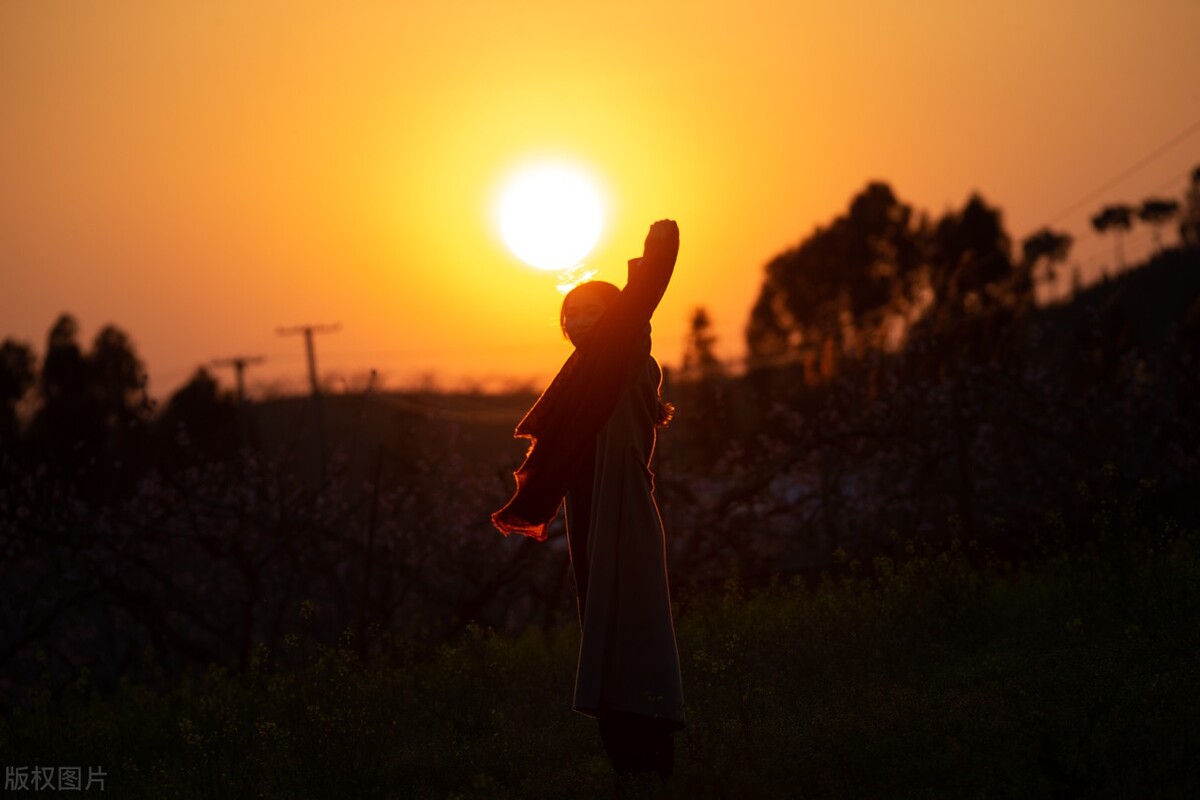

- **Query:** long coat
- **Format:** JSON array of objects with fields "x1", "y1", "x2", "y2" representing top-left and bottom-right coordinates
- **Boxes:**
[{"x1": 564, "y1": 344, "x2": 685, "y2": 730}]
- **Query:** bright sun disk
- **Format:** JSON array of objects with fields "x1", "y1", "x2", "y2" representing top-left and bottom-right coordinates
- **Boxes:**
[{"x1": 496, "y1": 163, "x2": 603, "y2": 271}]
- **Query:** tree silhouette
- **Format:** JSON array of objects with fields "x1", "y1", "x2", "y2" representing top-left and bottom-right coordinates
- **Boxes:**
[
  {"x1": 89, "y1": 324, "x2": 152, "y2": 480},
  {"x1": 745, "y1": 184, "x2": 1032, "y2": 375},
  {"x1": 156, "y1": 367, "x2": 240, "y2": 463},
  {"x1": 0, "y1": 339, "x2": 36, "y2": 447},
  {"x1": 922, "y1": 194, "x2": 1021, "y2": 325},
  {"x1": 746, "y1": 181, "x2": 923, "y2": 371},
  {"x1": 30, "y1": 314, "x2": 103, "y2": 466},
  {"x1": 1181, "y1": 166, "x2": 1200, "y2": 250},
  {"x1": 682, "y1": 306, "x2": 722, "y2": 379},
  {"x1": 26, "y1": 315, "x2": 151, "y2": 491},
  {"x1": 1091, "y1": 204, "x2": 1135, "y2": 269},
  {"x1": 40, "y1": 315, "x2": 88, "y2": 402},
  {"x1": 1021, "y1": 227, "x2": 1074, "y2": 290},
  {"x1": 843, "y1": 183, "x2": 926, "y2": 350},
  {"x1": 90, "y1": 324, "x2": 150, "y2": 431},
  {"x1": 746, "y1": 277, "x2": 794, "y2": 366},
  {"x1": 1138, "y1": 197, "x2": 1180, "y2": 254},
  {"x1": 680, "y1": 306, "x2": 728, "y2": 459}
]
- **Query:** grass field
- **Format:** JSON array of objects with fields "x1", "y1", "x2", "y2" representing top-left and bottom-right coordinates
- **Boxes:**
[{"x1": 3, "y1": 528, "x2": 1197, "y2": 799}]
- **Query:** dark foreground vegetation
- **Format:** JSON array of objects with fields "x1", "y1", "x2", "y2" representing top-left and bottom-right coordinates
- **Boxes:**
[
  {"x1": 3, "y1": 525, "x2": 1197, "y2": 798},
  {"x1": 3, "y1": 173, "x2": 1199, "y2": 796}
]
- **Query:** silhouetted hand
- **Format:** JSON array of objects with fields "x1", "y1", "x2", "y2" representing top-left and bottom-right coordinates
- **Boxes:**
[{"x1": 643, "y1": 219, "x2": 679, "y2": 261}]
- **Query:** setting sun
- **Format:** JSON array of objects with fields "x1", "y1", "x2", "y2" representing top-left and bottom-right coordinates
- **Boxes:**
[{"x1": 496, "y1": 162, "x2": 604, "y2": 272}]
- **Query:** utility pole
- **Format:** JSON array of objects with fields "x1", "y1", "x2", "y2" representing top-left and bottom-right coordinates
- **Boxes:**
[
  {"x1": 276, "y1": 323, "x2": 340, "y2": 485},
  {"x1": 210, "y1": 355, "x2": 265, "y2": 450}
]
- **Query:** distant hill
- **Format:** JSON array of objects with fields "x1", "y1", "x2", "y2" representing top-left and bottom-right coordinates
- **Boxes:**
[{"x1": 1036, "y1": 245, "x2": 1200, "y2": 361}]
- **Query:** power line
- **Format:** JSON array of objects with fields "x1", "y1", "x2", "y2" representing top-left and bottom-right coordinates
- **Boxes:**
[
  {"x1": 1045, "y1": 115, "x2": 1200, "y2": 225},
  {"x1": 1146, "y1": 165, "x2": 1197, "y2": 196},
  {"x1": 1062, "y1": 165, "x2": 1196, "y2": 275}
]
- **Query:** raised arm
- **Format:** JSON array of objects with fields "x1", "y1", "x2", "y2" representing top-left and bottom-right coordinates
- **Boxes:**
[
  {"x1": 620, "y1": 219, "x2": 679, "y2": 326},
  {"x1": 586, "y1": 219, "x2": 679, "y2": 348}
]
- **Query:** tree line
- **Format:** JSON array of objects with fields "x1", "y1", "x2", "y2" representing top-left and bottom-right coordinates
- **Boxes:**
[
  {"x1": 1, "y1": 315, "x2": 247, "y2": 502},
  {"x1": 729, "y1": 166, "x2": 1200, "y2": 381}
]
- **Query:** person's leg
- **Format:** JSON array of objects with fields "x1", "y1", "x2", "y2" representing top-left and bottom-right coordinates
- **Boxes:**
[
  {"x1": 648, "y1": 718, "x2": 675, "y2": 777},
  {"x1": 597, "y1": 712, "x2": 675, "y2": 777}
]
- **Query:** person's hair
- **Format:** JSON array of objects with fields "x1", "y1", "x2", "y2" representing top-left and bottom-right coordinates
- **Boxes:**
[
  {"x1": 560, "y1": 280, "x2": 675, "y2": 428},
  {"x1": 559, "y1": 280, "x2": 621, "y2": 339}
]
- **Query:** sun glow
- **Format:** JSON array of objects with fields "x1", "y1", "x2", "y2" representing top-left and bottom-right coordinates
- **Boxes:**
[{"x1": 496, "y1": 162, "x2": 604, "y2": 272}]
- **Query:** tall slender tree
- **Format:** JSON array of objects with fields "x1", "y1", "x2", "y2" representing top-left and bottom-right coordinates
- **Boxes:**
[
  {"x1": 682, "y1": 307, "x2": 722, "y2": 378},
  {"x1": 1021, "y1": 227, "x2": 1073, "y2": 291},
  {"x1": 1138, "y1": 197, "x2": 1180, "y2": 255},
  {"x1": 1091, "y1": 204, "x2": 1135, "y2": 269},
  {"x1": 31, "y1": 314, "x2": 101, "y2": 464},
  {"x1": 90, "y1": 325, "x2": 148, "y2": 428},
  {"x1": 681, "y1": 306, "x2": 728, "y2": 459},
  {"x1": 28, "y1": 314, "x2": 151, "y2": 486}
]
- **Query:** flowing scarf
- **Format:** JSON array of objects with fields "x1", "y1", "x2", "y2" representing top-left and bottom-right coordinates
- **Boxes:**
[{"x1": 491, "y1": 225, "x2": 678, "y2": 540}]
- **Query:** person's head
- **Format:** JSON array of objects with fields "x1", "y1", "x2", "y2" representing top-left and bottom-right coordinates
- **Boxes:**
[{"x1": 560, "y1": 280, "x2": 620, "y2": 347}]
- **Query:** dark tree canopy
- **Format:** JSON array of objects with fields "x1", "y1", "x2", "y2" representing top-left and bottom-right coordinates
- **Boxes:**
[
  {"x1": 746, "y1": 181, "x2": 924, "y2": 364},
  {"x1": 28, "y1": 315, "x2": 150, "y2": 479},
  {"x1": 1092, "y1": 204, "x2": 1135, "y2": 269},
  {"x1": 40, "y1": 314, "x2": 89, "y2": 404},
  {"x1": 1139, "y1": 198, "x2": 1180, "y2": 224},
  {"x1": 1022, "y1": 227, "x2": 1073, "y2": 284},
  {"x1": 1091, "y1": 204, "x2": 1135, "y2": 233},
  {"x1": 926, "y1": 193, "x2": 1017, "y2": 317},
  {"x1": 1139, "y1": 197, "x2": 1181, "y2": 253},
  {"x1": 1, "y1": 313, "x2": 246, "y2": 495},
  {"x1": 157, "y1": 367, "x2": 240, "y2": 462},
  {"x1": 32, "y1": 314, "x2": 100, "y2": 460},
  {"x1": 0, "y1": 338, "x2": 36, "y2": 443},
  {"x1": 90, "y1": 324, "x2": 148, "y2": 424},
  {"x1": 747, "y1": 183, "x2": 1025, "y2": 372}
]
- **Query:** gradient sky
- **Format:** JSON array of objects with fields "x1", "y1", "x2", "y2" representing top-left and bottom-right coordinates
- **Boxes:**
[{"x1": 3, "y1": 0, "x2": 1198, "y2": 399}]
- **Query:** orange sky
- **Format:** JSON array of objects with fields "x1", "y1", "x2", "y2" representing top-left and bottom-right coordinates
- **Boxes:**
[{"x1": 3, "y1": 0, "x2": 1198, "y2": 399}]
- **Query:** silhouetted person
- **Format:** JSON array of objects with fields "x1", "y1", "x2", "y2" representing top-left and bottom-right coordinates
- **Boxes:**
[{"x1": 493, "y1": 220, "x2": 685, "y2": 779}]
